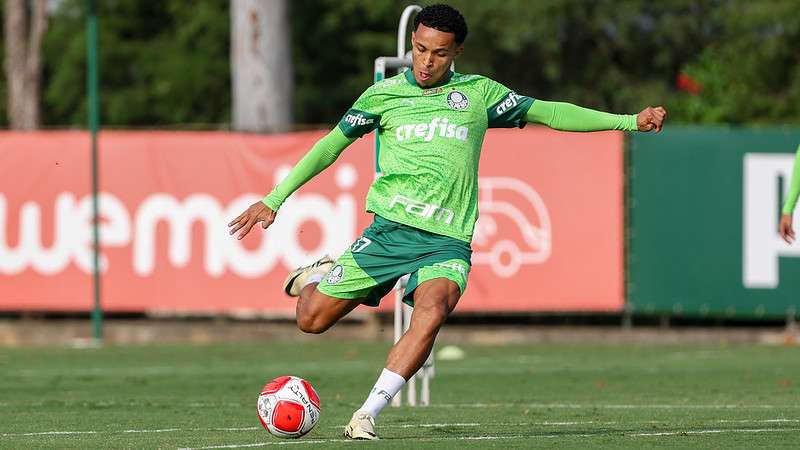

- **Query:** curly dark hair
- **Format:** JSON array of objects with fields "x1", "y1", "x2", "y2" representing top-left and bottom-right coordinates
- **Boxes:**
[{"x1": 413, "y1": 4, "x2": 468, "y2": 44}]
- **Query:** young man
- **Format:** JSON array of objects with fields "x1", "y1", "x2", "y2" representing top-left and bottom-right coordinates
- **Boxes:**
[{"x1": 228, "y1": 4, "x2": 667, "y2": 440}]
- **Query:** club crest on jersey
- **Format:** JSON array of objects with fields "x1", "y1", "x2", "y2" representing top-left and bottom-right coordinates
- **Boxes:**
[
  {"x1": 446, "y1": 90, "x2": 469, "y2": 110},
  {"x1": 326, "y1": 265, "x2": 344, "y2": 284}
]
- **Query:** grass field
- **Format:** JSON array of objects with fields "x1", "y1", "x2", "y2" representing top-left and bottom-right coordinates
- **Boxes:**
[{"x1": 1, "y1": 338, "x2": 799, "y2": 448}]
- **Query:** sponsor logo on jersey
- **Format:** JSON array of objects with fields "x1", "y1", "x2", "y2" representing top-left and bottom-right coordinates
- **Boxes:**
[
  {"x1": 494, "y1": 92, "x2": 524, "y2": 116},
  {"x1": 446, "y1": 90, "x2": 469, "y2": 110},
  {"x1": 388, "y1": 194, "x2": 454, "y2": 225},
  {"x1": 344, "y1": 113, "x2": 374, "y2": 127},
  {"x1": 422, "y1": 87, "x2": 444, "y2": 96},
  {"x1": 394, "y1": 117, "x2": 469, "y2": 142}
]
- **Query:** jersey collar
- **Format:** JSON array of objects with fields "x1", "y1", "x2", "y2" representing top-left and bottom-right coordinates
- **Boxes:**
[{"x1": 404, "y1": 69, "x2": 454, "y2": 89}]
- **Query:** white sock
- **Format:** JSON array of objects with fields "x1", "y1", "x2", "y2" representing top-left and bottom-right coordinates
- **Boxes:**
[
  {"x1": 358, "y1": 368, "x2": 406, "y2": 418},
  {"x1": 304, "y1": 273, "x2": 324, "y2": 287}
]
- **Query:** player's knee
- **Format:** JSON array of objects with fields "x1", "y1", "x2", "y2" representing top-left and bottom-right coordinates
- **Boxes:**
[
  {"x1": 413, "y1": 302, "x2": 450, "y2": 328},
  {"x1": 296, "y1": 314, "x2": 329, "y2": 334}
]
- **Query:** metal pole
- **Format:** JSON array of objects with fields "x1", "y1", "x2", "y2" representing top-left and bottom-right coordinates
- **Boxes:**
[
  {"x1": 402, "y1": 300, "x2": 415, "y2": 406},
  {"x1": 391, "y1": 283, "x2": 403, "y2": 407},
  {"x1": 86, "y1": 0, "x2": 102, "y2": 342},
  {"x1": 373, "y1": 56, "x2": 411, "y2": 175},
  {"x1": 397, "y1": 5, "x2": 422, "y2": 58}
]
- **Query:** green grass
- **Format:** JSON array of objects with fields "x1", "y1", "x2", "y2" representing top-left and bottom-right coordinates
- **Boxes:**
[{"x1": 1, "y1": 339, "x2": 799, "y2": 448}]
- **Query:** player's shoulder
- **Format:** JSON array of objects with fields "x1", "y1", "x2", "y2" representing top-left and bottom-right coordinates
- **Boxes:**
[
  {"x1": 367, "y1": 72, "x2": 408, "y2": 93},
  {"x1": 453, "y1": 72, "x2": 486, "y2": 82},
  {"x1": 451, "y1": 72, "x2": 496, "y2": 86},
  {"x1": 352, "y1": 74, "x2": 407, "y2": 109}
]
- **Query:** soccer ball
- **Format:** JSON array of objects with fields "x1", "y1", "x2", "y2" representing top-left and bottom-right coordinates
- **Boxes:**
[{"x1": 257, "y1": 375, "x2": 321, "y2": 438}]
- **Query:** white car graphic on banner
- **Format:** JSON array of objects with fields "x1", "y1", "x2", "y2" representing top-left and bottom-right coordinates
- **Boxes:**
[{"x1": 472, "y1": 177, "x2": 552, "y2": 278}]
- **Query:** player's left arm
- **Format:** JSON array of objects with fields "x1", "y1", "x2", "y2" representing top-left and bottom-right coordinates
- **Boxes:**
[
  {"x1": 524, "y1": 100, "x2": 667, "y2": 133},
  {"x1": 481, "y1": 77, "x2": 665, "y2": 132}
]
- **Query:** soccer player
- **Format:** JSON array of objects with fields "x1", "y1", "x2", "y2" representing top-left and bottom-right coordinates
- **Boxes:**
[
  {"x1": 228, "y1": 4, "x2": 666, "y2": 440},
  {"x1": 779, "y1": 144, "x2": 800, "y2": 244}
]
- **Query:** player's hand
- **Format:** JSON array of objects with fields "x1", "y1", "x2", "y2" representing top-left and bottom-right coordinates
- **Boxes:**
[
  {"x1": 779, "y1": 213, "x2": 795, "y2": 244},
  {"x1": 228, "y1": 201, "x2": 276, "y2": 240},
  {"x1": 637, "y1": 106, "x2": 667, "y2": 133}
]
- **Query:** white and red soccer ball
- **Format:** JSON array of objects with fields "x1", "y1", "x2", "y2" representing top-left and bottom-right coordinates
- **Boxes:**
[{"x1": 257, "y1": 376, "x2": 321, "y2": 438}]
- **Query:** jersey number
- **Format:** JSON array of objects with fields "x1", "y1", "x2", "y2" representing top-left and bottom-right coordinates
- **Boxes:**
[{"x1": 351, "y1": 237, "x2": 372, "y2": 253}]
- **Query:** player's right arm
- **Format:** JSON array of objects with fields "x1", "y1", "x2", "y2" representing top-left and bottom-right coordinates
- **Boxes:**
[
  {"x1": 779, "y1": 144, "x2": 800, "y2": 244},
  {"x1": 228, "y1": 128, "x2": 354, "y2": 240},
  {"x1": 228, "y1": 87, "x2": 382, "y2": 240}
]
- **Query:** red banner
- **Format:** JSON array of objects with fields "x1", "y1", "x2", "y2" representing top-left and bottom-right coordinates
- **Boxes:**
[{"x1": 0, "y1": 129, "x2": 623, "y2": 313}]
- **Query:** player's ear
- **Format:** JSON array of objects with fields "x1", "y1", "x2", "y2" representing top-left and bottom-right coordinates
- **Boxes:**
[
  {"x1": 411, "y1": 31, "x2": 416, "y2": 45},
  {"x1": 453, "y1": 43, "x2": 464, "y2": 57}
]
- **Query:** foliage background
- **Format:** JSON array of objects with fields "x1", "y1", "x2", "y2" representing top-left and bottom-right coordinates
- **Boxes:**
[{"x1": 2, "y1": 0, "x2": 799, "y2": 128}]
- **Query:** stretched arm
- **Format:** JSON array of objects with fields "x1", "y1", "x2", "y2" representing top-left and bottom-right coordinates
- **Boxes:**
[
  {"x1": 780, "y1": 145, "x2": 800, "y2": 244},
  {"x1": 525, "y1": 100, "x2": 666, "y2": 133},
  {"x1": 262, "y1": 126, "x2": 354, "y2": 210},
  {"x1": 228, "y1": 127, "x2": 354, "y2": 240}
]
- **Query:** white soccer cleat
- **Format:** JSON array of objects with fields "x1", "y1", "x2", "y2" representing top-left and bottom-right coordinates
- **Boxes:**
[
  {"x1": 282, "y1": 255, "x2": 335, "y2": 296},
  {"x1": 343, "y1": 411, "x2": 379, "y2": 440}
]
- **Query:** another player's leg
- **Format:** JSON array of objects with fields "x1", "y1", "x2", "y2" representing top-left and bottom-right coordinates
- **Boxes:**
[{"x1": 345, "y1": 277, "x2": 460, "y2": 440}]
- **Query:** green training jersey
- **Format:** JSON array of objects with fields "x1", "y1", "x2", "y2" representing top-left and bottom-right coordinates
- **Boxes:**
[{"x1": 337, "y1": 70, "x2": 534, "y2": 243}]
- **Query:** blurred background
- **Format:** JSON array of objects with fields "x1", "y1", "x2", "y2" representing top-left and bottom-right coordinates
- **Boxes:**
[
  {"x1": 4, "y1": 0, "x2": 800, "y2": 130},
  {"x1": 1, "y1": 0, "x2": 800, "y2": 346}
]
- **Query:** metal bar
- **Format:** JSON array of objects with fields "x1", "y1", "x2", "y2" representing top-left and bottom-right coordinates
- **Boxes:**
[
  {"x1": 391, "y1": 282, "x2": 403, "y2": 407},
  {"x1": 402, "y1": 301, "x2": 415, "y2": 406},
  {"x1": 397, "y1": 5, "x2": 421, "y2": 58},
  {"x1": 86, "y1": 0, "x2": 102, "y2": 343}
]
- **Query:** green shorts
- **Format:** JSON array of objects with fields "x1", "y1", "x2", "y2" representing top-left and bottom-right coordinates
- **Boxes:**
[{"x1": 317, "y1": 215, "x2": 472, "y2": 307}]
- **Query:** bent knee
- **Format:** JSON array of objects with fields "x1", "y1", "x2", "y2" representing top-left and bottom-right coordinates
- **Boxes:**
[{"x1": 296, "y1": 314, "x2": 330, "y2": 334}]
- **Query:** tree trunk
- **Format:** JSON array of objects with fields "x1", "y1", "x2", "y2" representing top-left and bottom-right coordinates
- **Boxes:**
[
  {"x1": 231, "y1": 0, "x2": 293, "y2": 133},
  {"x1": 3, "y1": 0, "x2": 48, "y2": 130}
]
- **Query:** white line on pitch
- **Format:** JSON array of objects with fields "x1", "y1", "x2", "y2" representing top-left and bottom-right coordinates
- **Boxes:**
[
  {"x1": 1, "y1": 431, "x2": 99, "y2": 436},
  {"x1": 178, "y1": 427, "x2": 800, "y2": 449},
  {"x1": 427, "y1": 402, "x2": 800, "y2": 409},
  {"x1": 178, "y1": 441, "x2": 334, "y2": 449},
  {"x1": 122, "y1": 428, "x2": 182, "y2": 433},
  {"x1": 4, "y1": 419, "x2": 798, "y2": 439},
  {"x1": 0, "y1": 427, "x2": 258, "y2": 438},
  {"x1": 630, "y1": 427, "x2": 800, "y2": 437},
  {"x1": 178, "y1": 436, "x2": 534, "y2": 449}
]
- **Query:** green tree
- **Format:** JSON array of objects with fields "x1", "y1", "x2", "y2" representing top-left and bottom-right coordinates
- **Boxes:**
[
  {"x1": 2, "y1": 0, "x2": 800, "y2": 128},
  {"x1": 675, "y1": 0, "x2": 800, "y2": 124},
  {"x1": 42, "y1": 0, "x2": 230, "y2": 127},
  {"x1": 291, "y1": 0, "x2": 404, "y2": 126}
]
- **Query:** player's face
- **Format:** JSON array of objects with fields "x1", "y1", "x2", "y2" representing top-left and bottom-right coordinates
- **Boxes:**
[{"x1": 411, "y1": 24, "x2": 463, "y2": 87}]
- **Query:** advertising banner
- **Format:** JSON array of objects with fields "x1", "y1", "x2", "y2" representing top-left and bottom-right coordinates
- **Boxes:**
[
  {"x1": 0, "y1": 129, "x2": 623, "y2": 313},
  {"x1": 628, "y1": 128, "x2": 800, "y2": 318}
]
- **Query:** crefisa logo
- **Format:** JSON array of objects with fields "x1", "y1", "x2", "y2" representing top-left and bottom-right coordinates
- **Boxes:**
[{"x1": 344, "y1": 113, "x2": 374, "y2": 127}]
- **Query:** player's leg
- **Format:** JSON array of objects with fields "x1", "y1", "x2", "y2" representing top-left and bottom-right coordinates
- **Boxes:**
[
  {"x1": 345, "y1": 278, "x2": 460, "y2": 440},
  {"x1": 339, "y1": 217, "x2": 470, "y2": 439},
  {"x1": 385, "y1": 277, "x2": 460, "y2": 377},
  {"x1": 294, "y1": 284, "x2": 362, "y2": 334},
  {"x1": 285, "y1": 241, "x2": 395, "y2": 334},
  {"x1": 282, "y1": 255, "x2": 363, "y2": 334}
]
